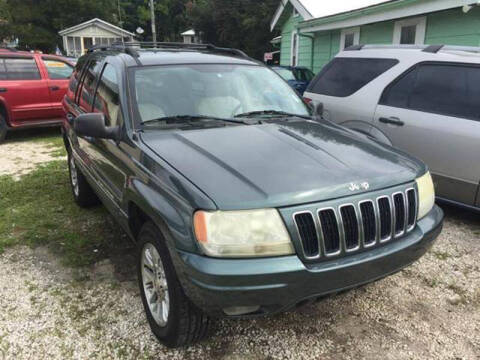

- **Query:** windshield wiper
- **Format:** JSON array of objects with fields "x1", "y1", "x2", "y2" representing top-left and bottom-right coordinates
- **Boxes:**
[
  {"x1": 234, "y1": 110, "x2": 312, "y2": 119},
  {"x1": 140, "y1": 115, "x2": 254, "y2": 126}
]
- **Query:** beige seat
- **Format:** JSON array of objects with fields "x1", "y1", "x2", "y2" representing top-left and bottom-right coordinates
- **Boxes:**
[{"x1": 196, "y1": 96, "x2": 242, "y2": 118}]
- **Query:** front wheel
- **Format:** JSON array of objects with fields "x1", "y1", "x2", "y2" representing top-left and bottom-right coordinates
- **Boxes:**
[{"x1": 137, "y1": 221, "x2": 210, "y2": 347}]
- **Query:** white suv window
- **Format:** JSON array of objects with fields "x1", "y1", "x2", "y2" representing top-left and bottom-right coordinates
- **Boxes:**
[
  {"x1": 309, "y1": 58, "x2": 398, "y2": 97},
  {"x1": 381, "y1": 63, "x2": 480, "y2": 121}
]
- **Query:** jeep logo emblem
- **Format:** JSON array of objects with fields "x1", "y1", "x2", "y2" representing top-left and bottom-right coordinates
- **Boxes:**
[{"x1": 349, "y1": 182, "x2": 370, "y2": 191}]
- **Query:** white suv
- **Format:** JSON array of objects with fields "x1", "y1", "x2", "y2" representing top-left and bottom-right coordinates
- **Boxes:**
[{"x1": 304, "y1": 44, "x2": 480, "y2": 211}]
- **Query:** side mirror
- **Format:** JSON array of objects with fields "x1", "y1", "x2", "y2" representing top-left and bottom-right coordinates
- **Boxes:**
[
  {"x1": 74, "y1": 113, "x2": 119, "y2": 140},
  {"x1": 314, "y1": 102, "x2": 324, "y2": 118}
]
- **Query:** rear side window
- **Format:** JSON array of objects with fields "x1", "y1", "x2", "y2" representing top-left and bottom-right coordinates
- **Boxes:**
[
  {"x1": 309, "y1": 58, "x2": 398, "y2": 97},
  {"x1": 381, "y1": 63, "x2": 480, "y2": 121},
  {"x1": 0, "y1": 57, "x2": 41, "y2": 80},
  {"x1": 42, "y1": 58, "x2": 74, "y2": 79}
]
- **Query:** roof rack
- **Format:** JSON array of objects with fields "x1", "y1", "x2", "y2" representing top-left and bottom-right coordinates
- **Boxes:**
[
  {"x1": 422, "y1": 44, "x2": 444, "y2": 53},
  {"x1": 87, "y1": 41, "x2": 250, "y2": 61},
  {"x1": 343, "y1": 44, "x2": 480, "y2": 54}
]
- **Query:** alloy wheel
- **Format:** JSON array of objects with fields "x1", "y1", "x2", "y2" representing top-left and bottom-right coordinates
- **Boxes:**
[
  {"x1": 69, "y1": 156, "x2": 79, "y2": 197},
  {"x1": 141, "y1": 243, "x2": 170, "y2": 327}
]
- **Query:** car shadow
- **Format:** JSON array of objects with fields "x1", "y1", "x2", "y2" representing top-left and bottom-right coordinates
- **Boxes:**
[
  {"x1": 4, "y1": 127, "x2": 62, "y2": 144},
  {"x1": 438, "y1": 201, "x2": 480, "y2": 227}
]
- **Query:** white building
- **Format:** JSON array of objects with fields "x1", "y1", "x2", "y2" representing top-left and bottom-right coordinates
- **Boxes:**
[
  {"x1": 181, "y1": 29, "x2": 200, "y2": 44},
  {"x1": 59, "y1": 18, "x2": 135, "y2": 57}
]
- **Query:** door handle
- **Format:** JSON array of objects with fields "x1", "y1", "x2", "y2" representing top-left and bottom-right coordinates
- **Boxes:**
[
  {"x1": 50, "y1": 86, "x2": 60, "y2": 91},
  {"x1": 379, "y1": 117, "x2": 404, "y2": 126},
  {"x1": 0, "y1": 88, "x2": 7, "y2": 93}
]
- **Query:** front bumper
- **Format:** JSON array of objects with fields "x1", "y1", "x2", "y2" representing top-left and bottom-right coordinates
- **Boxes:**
[{"x1": 178, "y1": 205, "x2": 443, "y2": 317}]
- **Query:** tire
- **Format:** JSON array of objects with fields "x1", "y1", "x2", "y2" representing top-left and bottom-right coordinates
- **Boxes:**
[
  {"x1": 137, "y1": 221, "x2": 210, "y2": 347},
  {"x1": 0, "y1": 113, "x2": 7, "y2": 144},
  {"x1": 67, "y1": 151, "x2": 99, "y2": 207}
]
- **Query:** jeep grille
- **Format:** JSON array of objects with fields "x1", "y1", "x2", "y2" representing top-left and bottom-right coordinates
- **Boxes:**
[{"x1": 292, "y1": 187, "x2": 417, "y2": 260}]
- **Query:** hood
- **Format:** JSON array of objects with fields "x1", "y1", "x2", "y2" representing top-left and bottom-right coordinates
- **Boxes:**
[{"x1": 141, "y1": 120, "x2": 425, "y2": 210}]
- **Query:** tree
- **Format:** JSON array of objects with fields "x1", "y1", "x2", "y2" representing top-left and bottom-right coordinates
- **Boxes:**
[
  {"x1": 187, "y1": 0, "x2": 279, "y2": 60},
  {"x1": 0, "y1": 0, "x2": 119, "y2": 52},
  {"x1": 0, "y1": 0, "x2": 278, "y2": 58}
]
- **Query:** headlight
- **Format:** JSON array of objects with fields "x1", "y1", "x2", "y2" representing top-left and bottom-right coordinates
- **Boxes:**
[
  {"x1": 415, "y1": 171, "x2": 435, "y2": 220},
  {"x1": 193, "y1": 209, "x2": 294, "y2": 258}
]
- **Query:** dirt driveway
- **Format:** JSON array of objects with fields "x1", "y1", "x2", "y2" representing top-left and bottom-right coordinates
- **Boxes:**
[{"x1": 0, "y1": 132, "x2": 479, "y2": 359}]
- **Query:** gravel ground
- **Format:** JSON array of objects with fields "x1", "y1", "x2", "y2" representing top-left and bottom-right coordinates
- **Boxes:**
[
  {"x1": 0, "y1": 136, "x2": 479, "y2": 359},
  {"x1": 0, "y1": 141, "x2": 64, "y2": 179}
]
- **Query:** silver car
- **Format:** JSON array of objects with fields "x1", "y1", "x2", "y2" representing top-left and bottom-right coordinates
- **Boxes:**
[{"x1": 304, "y1": 44, "x2": 480, "y2": 211}]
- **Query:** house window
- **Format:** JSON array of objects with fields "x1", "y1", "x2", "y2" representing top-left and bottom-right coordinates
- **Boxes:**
[
  {"x1": 291, "y1": 31, "x2": 298, "y2": 66},
  {"x1": 400, "y1": 25, "x2": 416, "y2": 44},
  {"x1": 344, "y1": 33, "x2": 355, "y2": 48},
  {"x1": 393, "y1": 17, "x2": 426, "y2": 45},
  {"x1": 340, "y1": 27, "x2": 360, "y2": 50}
]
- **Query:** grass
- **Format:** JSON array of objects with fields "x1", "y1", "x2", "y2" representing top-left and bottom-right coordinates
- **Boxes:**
[
  {"x1": 432, "y1": 250, "x2": 451, "y2": 261},
  {"x1": 0, "y1": 152, "x2": 125, "y2": 267}
]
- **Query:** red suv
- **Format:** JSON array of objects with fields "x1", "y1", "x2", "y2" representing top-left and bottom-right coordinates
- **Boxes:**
[{"x1": 0, "y1": 49, "x2": 74, "y2": 142}]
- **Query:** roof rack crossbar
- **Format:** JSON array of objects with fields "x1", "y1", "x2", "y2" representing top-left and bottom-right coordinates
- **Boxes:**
[
  {"x1": 440, "y1": 45, "x2": 480, "y2": 54},
  {"x1": 85, "y1": 42, "x2": 251, "y2": 63},
  {"x1": 113, "y1": 41, "x2": 251, "y2": 60},
  {"x1": 86, "y1": 44, "x2": 119, "y2": 53},
  {"x1": 342, "y1": 44, "x2": 480, "y2": 54}
]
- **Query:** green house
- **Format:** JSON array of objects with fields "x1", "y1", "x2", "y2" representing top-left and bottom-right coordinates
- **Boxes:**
[{"x1": 270, "y1": 0, "x2": 480, "y2": 73}]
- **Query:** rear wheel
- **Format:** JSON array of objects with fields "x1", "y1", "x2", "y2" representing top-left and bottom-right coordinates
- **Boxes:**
[
  {"x1": 137, "y1": 221, "x2": 210, "y2": 347},
  {"x1": 67, "y1": 151, "x2": 99, "y2": 207},
  {"x1": 0, "y1": 113, "x2": 7, "y2": 144}
]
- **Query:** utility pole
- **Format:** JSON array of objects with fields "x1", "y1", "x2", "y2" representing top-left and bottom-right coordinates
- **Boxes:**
[
  {"x1": 117, "y1": 0, "x2": 123, "y2": 28},
  {"x1": 150, "y1": 0, "x2": 157, "y2": 43}
]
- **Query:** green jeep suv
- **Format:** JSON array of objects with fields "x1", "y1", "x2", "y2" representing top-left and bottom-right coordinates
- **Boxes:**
[{"x1": 62, "y1": 42, "x2": 443, "y2": 347}]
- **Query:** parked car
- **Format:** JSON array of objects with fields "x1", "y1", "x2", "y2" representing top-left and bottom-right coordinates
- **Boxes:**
[
  {"x1": 304, "y1": 44, "x2": 480, "y2": 212},
  {"x1": 64, "y1": 57, "x2": 78, "y2": 65},
  {"x1": 271, "y1": 65, "x2": 314, "y2": 95},
  {"x1": 0, "y1": 48, "x2": 74, "y2": 143},
  {"x1": 62, "y1": 43, "x2": 443, "y2": 347}
]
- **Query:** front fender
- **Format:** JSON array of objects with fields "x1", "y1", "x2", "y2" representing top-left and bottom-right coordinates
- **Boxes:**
[
  {"x1": 124, "y1": 180, "x2": 210, "y2": 308},
  {"x1": 125, "y1": 178, "x2": 201, "y2": 254}
]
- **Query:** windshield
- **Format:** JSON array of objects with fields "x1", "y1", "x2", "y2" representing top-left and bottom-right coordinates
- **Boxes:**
[
  {"x1": 272, "y1": 67, "x2": 296, "y2": 81},
  {"x1": 132, "y1": 64, "x2": 309, "y2": 124}
]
